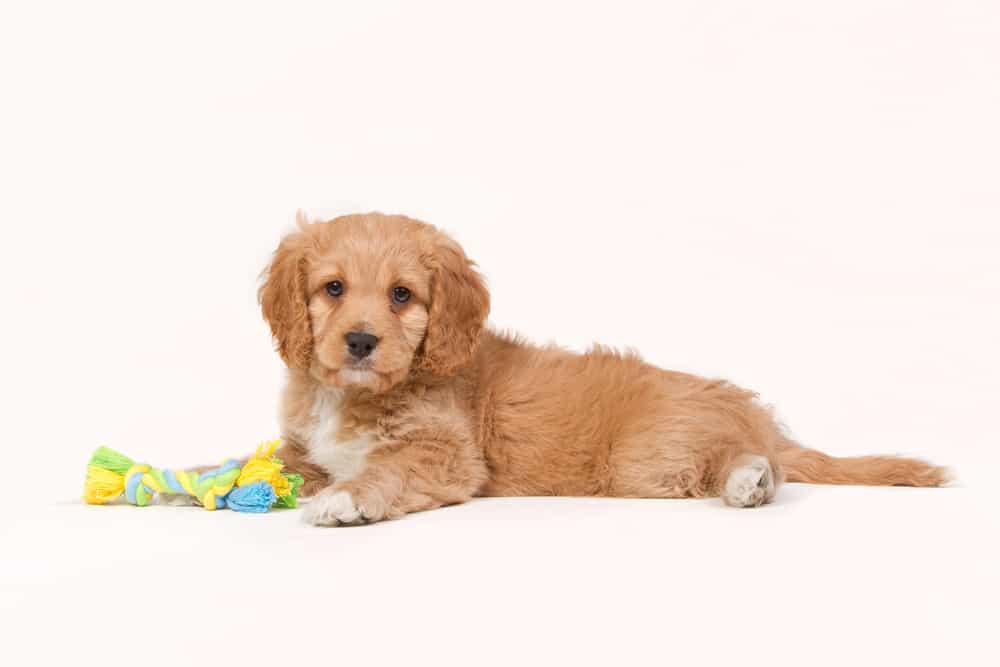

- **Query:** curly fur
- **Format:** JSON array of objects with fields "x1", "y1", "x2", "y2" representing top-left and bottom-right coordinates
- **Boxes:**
[
  {"x1": 415, "y1": 236, "x2": 490, "y2": 376},
  {"x1": 259, "y1": 212, "x2": 314, "y2": 369}
]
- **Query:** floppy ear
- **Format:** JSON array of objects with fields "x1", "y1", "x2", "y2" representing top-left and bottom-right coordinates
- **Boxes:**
[
  {"x1": 418, "y1": 235, "x2": 490, "y2": 375},
  {"x1": 259, "y1": 232, "x2": 312, "y2": 369}
]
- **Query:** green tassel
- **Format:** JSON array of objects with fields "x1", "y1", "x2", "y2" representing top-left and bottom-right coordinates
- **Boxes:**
[
  {"x1": 89, "y1": 446, "x2": 135, "y2": 475},
  {"x1": 275, "y1": 472, "x2": 304, "y2": 508}
]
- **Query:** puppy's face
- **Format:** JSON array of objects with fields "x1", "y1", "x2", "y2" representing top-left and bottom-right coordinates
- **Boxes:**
[
  {"x1": 303, "y1": 217, "x2": 437, "y2": 391},
  {"x1": 260, "y1": 213, "x2": 489, "y2": 393}
]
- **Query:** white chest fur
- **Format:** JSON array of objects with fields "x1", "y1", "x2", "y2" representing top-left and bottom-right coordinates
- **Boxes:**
[{"x1": 305, "y1": 387, "x2": 376, "y2": 482}]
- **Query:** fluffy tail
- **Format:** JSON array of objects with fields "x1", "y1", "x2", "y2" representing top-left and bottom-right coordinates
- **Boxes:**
[{"x1": 777, "y1": 440, "x2": 950, "y2": 487}]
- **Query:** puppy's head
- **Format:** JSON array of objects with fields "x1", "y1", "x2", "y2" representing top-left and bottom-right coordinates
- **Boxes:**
[{"x1": 260, "y1": 212, "x2": 489, "y2": 392}]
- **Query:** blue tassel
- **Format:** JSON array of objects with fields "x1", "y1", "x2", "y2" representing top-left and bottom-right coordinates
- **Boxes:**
[{"x1": 227, "y1": 481, "x2": 277, "y2": 513}]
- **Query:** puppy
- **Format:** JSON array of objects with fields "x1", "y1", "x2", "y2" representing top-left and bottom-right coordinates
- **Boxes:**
[{"x1": 259, "y1": 212, "x2": 948, "y2": 526}]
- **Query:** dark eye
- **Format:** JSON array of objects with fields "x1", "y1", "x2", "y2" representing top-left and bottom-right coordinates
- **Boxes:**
[
  {"x1": 392, "y1": 286, "x2": 411, "y2": 304},
  {"x1": 325, "y1": 280, "x2": 343, "y2": 297}
]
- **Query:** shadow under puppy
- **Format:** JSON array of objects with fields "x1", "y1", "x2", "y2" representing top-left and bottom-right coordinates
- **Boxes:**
[{"x1": 258, "y1": 212, "x2": 948, "y2": 526}]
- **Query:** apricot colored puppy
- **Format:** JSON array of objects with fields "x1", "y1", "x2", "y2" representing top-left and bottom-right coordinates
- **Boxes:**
[{"x1": 257, "y1": 213, "x2": 947, "y2": 526}]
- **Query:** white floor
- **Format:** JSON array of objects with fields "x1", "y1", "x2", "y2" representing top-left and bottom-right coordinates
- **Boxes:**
[{"x1": 3, "y1": 485, "x2": 994, "y2": 666}]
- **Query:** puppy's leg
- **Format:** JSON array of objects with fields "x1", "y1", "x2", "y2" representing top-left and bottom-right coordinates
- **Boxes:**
[
  {"x1": 273, "y1": 436, "x2": 330, "y2": 498},
  {"x1": 302, "y1": 435, "x2": 488, "y2": 527},
  {"x1": 721, "y1": 453, "x2": 776, "y2": 508},
  {"x1": 612, "y1": 436, "x2": 781, "y2": 507},
  {"x1": 608, "y1": 384, "x2": 784, "y2": 507}
]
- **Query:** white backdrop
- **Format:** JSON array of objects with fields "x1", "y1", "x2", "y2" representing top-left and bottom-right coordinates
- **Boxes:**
[{"x1": 1, "y1": 2, "x2": 997, "y2": 665}]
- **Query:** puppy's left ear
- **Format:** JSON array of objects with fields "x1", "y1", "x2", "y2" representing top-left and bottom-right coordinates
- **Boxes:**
[{"x1": 418, "y1": 235, "x2": 490, "y2": 375}]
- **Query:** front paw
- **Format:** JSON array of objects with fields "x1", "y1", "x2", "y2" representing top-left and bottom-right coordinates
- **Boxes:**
[
  {"x1": 302, "y1": 487, "x2": 385, "y2": 526},
  {"x1": 302, "y1": 489, "x2": 364, "y2": 526}
]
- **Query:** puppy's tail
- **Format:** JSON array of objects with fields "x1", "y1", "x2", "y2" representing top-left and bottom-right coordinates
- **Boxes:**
[{"x1": 776, "y1": 439, "x2": 950, "y2": 487}]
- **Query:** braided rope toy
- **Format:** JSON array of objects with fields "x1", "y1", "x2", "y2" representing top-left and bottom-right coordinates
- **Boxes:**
[{"x1": 83, "y1": 439, "x2": 303, "y2": 513}]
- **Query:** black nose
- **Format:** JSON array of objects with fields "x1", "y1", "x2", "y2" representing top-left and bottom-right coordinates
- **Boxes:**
[{"x1": 345, "y1": 331, "x2": 378, "y2": 359}]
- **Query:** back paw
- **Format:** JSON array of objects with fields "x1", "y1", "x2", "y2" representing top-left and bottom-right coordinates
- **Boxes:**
[{"x1": 723, "y1": 455, "x2": 776, "y2": 508}]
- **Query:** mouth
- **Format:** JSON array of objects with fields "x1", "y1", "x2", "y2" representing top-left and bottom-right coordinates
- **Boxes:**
[
  {"x1": 313, "y1": 358, "x2": 381, "y2": 390},
  {"x1": 336, "y1": 367, "x2": 378, "y2": 385},
  {"x1": 346, "y1": 357, "x2": 374, "y2": 370},
  {"x1": 314, "y1": 357, "x2": 410, "y2": 392}
]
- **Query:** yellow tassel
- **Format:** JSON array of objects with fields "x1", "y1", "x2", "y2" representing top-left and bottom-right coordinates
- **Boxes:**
[
  {"x1": 236, "y1": 439, "x2": 287, "y2": 493},
  {"x1": 83, "y1": 465, "x2": 125, "y2": 504},
  {"x1": 270, "y1": 473, "x2": 292, "y2": 498},
  {"x1": 256, "y1": 439, "x2": 281, "y2": 460}
]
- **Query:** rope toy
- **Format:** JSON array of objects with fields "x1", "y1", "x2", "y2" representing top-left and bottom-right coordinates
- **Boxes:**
[{"x1": 83, "y1": 439, "x2": 303, "y2": 513}]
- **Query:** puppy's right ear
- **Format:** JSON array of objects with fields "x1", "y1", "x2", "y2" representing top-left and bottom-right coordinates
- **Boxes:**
[{"x1": 259, "y1": 227, "x2": 312, "y2": 369}]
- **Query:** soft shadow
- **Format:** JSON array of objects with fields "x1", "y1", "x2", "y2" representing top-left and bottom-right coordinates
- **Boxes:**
[{"x1": 765, "y1": 482, "x2": 814, "y2": 507}]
